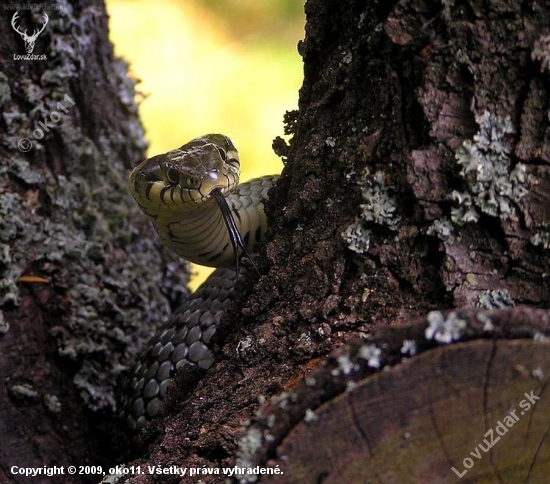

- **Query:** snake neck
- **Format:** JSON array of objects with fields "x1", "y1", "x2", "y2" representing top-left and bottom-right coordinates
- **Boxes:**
[
  {"x1": 153, "y1": 175, "x2": 275, "y2": 267},
  {"x1": 156, "y1": 201, "x2": 237, "y2": 267}
]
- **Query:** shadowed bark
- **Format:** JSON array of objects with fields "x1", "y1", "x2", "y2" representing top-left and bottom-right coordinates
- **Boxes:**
[
  {"x1": 0, "y1": 2, "x2": 188, "y2": 482},
  {"x1": 115, "y1": 0, "x2": 550, "y2": 483},
  {"x1": 2, "y1": 0, "x2": 550, "y2": 483}
]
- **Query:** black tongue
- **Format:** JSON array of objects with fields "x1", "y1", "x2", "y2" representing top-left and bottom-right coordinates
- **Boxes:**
[{"x1": 211, "y1": 188, "x2": 259, "y2": 278}]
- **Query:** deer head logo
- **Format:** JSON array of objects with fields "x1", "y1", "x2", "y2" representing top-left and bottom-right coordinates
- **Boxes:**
[{"x1": 11, "y1": 11, "x2": 49, "y2": 54}]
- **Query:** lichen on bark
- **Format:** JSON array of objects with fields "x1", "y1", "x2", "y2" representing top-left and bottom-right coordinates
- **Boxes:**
[{"x1": 0, "y1": 1, "x2": 190, "y2": 476}]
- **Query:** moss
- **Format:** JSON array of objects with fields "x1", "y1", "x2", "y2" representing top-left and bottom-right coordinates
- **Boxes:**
[
  {"x1": 0, "y1": 4, "x2": 189, "y2": 415},
  {"x1": 0, "y1": 191, "x2": 30, "y2": 305},
  {"x1": 0, "y1": 71, "x2": 11, "y2": 108}
]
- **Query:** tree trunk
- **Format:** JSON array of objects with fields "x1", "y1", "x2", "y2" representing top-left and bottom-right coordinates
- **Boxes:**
[
  {"x1": 112, "y1": 0, "x2": 550, "y2": 483},
  {"x1": 0, "y1": 3, "x2": 188, "y2": 483},
  {"x1": 3, "y1": 0, "x2": 550, "y2": 483}
]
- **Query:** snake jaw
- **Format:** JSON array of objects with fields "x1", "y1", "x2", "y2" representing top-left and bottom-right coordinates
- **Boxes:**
[
  {"x1": 129, "y1": 134, "x2": 240, "y2": 208},
  {"x1": 128, "y1": 133, "x2": 274, "y2": 269}
]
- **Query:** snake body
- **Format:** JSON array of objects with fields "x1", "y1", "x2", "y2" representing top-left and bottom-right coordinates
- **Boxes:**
[{"x1": 120, "y1": 134, "x2": 276, "y2": 430}]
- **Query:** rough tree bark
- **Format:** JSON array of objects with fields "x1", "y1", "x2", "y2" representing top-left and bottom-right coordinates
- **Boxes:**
[
  {"x1": 2, "y1": 0, "x2": 550, "y2": 484},
  {"x1": 113, "y1": 0, "x2": 550, "y2": 483},
  {"x1": 0, "y1": 2, "x2": 188, "y2": 483}
]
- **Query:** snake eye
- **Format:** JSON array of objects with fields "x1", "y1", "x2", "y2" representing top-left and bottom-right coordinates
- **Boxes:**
[
  {"x1": 216, "y1": 146, "x2": 227, "y2": 162},
  {"x1": 166, "y1": 167, "x2": 179, "y2": 184}
]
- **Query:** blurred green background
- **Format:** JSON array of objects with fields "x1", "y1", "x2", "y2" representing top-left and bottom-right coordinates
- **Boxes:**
[{"x1": 106, "y1": 0, "x2": 304, "y2": 289}]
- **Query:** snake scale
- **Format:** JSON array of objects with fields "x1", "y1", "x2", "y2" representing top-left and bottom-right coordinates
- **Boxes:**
[{"x1": 119, "y1": 134, "x2": 277, "y2": 431}]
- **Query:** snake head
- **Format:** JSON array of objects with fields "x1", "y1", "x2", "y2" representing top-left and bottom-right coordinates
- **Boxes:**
[{"x1": 129, "y1": 134, "x2": 240, "y2": 208}]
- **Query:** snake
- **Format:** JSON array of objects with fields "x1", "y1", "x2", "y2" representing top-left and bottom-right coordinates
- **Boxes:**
[{"x1": 119, "y1": 134, "x2": 277, "y2": 431}]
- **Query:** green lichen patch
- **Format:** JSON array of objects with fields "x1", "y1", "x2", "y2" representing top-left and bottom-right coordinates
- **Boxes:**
[
  {"x1": 8, "y1": 383, "x2": 40, "y2": 401},
  {"x1": 532, "y1": 34, "x2": 550, "y2": 73},
  {"x1": 478, "y1": 289, "x2": 515, "y2": 309},
  {"x1": 342, "y1": 223, "x2": 371, "y2": 255},
  {"x1": 0, "y1": 71, "x2": 11, "y2": 108},
  {"x1": 358, "y1": 171, "x2": 401, "y2": 230},
  {"x1": 357, "y1": 343, "x2": 382, "y2": 369},
  {"x1": 425, "y1": 310, "x2": 467, "y2": 344},
  {"x1": 452, "y1": 111, "x2": 530, "y2": 224},
  {"x1": 343, "y1": 170, "x2": 401, "y2": 255},
  {"x1": 0, "y1": 4, "x2": 190, "y2": 416},
  {"x1": 43, "y1": 394, "x2": 62, "y2": 414},
  {"x1": 531, "y1": 225, "x2": 550, "y2": 250},
  {"x1": 427, "y1": 217, "x2": 454, "y2": 244}
]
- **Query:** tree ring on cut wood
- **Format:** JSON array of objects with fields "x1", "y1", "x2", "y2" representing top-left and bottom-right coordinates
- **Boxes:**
[{"x1": 240, "y1": 308, "x2": 550, "y2": 483}]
